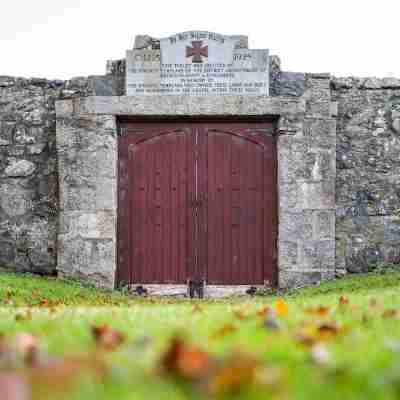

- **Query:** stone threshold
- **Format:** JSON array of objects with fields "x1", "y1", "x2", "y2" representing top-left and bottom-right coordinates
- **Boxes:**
[{"x1": 128, "y1": 284, "x2": 267, "y2": 298}]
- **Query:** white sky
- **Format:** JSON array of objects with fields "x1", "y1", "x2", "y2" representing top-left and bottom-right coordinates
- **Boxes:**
[{"x1": 1, "y1": 0, "x2": 399, "y2": 80}]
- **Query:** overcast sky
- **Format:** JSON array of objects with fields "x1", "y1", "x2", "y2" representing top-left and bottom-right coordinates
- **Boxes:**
[{"x1": 1, "y1": 0, "x2": 398, "y2": 80}]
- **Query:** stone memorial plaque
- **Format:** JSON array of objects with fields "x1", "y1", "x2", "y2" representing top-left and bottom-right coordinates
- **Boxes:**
[{"x1": 126, "y1": 31, "x2": 269, "y2": 96}]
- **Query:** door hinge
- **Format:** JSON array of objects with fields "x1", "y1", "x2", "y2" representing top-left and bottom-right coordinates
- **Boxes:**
[
  {"x1": 187, "y1": 278, "x2": 206, "y2": 299},
  {"x1": 133, "y1": 285, "x2": 148, "y2": 296}
]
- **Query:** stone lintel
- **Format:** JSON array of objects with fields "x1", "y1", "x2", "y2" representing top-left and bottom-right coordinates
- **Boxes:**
[{"x1": 56, "y1": 95, "x2": 305, "y2": 118}]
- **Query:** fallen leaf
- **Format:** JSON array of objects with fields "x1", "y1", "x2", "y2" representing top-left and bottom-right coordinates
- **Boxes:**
[
  {"x1": 275, "y1": 299, "x2": 288, "y2": 316},
  {"x1": 254, "y1": 365, "x2": 284, "y2": 388},
  {"x1": 192, "y1": 304, "x2": 203, "y2": 314},
  {"x1": 296, "y1": 320, "x2": 345, "y2": 346},
  {"x1": 161, "y1": 337, "x2": 213, "y2": 380},
  {"x1": 305, "y1": 305, "x2": 330, "y2": 317},
  {"x1": 383, "y1": 309, "x2": 400, "y2": 319},
  {"x1": 317, "y1": 321, "x2": 342, "y2": 340},
  {"x1": 369, "y1": 297, "x2": 379, "y2": 308},
  {"x1": 256, "y1": 306, "x2": 272, "y2": 318},
  {"x1": 233, "y1": 305, "x2": 251, "y2": 320},
  {"x1": 362, "y1": 314, "x2": 369, "y2": 325},
  {"x1": 209, "y1": 353, "x2": 258, "y2": 395},
  {"x1": 339, "y1": 296, "x2": 349, "y2": 306},
  {"x1": 91, "y1": 324, "x2": 125, "y2": 351},
  {"x1": 210, "y1": 323, "x2": 237, "y2": 340}
]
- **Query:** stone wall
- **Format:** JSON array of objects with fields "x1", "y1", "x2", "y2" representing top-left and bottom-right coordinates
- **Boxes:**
[
  {"x1": 332, "y1": 77, "x2": 400, "y2": 273},
  {"x1": 2, "y1": 56, "x2": 400, "y2": 286},
  {"x1": 0, "y1": 72, "x2": 122, "y2": 275}
]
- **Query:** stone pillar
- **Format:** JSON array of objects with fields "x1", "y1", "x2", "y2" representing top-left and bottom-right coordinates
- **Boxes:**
[
  {"x1": 56, "y1": 108, "x2": 118, "y2": 288},
  {"x1": 278, "y1": 74, "x2": 336, "y2": 287}
]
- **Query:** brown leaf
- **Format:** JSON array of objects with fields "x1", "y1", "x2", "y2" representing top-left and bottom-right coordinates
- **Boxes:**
[
  {"x1": 296, "y1": 320, "x2": 345, "y2": 346},
  {"x1": 210, "y1": 323, "x2": 237, "y2": 340},
  {"x1": 305, "y1": 305, "x2": 330, "y2": 317},
  {"x1": 317, "y1": 321, "x2": 342, "y2": 340},
  {"x1": 362, "y1": 314, "x2": 369, "y2": 325},
  {"x1": 369, "y1": 297, "x2": 379, "y2": 308},
  {"x1": 254, "y1": 365, "x2": 284, "y2": 388},
  {"x1": 192, "y1": 304, "x2": 203, "y2": 314},
  {"x1": 161, "y1": 337, "x2": 213, "y2": 380},
  {"x1": 209, "y1": 353, "x2": 258, "y2": 395},
  {"x1": 91, "y1": 324, "x2": 125, "y2": 351},
  {"x1": 383, "y1": 309, "x2": 400, "y2": 319},
  {"x1": 256, "y1": 306, "x2": 272, "y2": 318},
  {"x1": 0, "y1": 373, "x2": 29, "y2": 400},
  {"x1": 233, "y1": 305, "x2": 251, "y2": 320},
  {"x1": 339, "y1": 296, "x2": 349, "y2": 306}
]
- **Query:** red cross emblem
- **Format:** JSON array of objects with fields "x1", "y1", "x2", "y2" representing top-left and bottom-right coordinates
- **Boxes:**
[{"x1": 186, "y1": 41, "x2": 208, "y2": 63}]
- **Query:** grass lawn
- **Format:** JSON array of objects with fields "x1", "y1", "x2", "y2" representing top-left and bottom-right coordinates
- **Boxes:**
[{"x1": 0, "y1": 271, "x2": 400, "y2": 399}]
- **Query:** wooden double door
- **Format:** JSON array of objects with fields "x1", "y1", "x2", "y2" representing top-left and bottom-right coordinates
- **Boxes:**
[{"x1": 117, "y1": 121, "x2": 277, "y2": 287}]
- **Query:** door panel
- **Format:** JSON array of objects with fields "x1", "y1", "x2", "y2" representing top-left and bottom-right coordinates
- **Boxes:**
[
  {"x1": 201, "y1": 125, "x2": 276, "y2": 284},
  {"x1": 117, "y1": 121, "x2": 277, "y2": 287},
  {"x1": 118, "y1": 126, "x2": 195, "y2": 284}
]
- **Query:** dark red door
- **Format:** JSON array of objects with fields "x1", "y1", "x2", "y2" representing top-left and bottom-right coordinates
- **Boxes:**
[{"x1": 117, "y1": 121, "x2": 277, "y2": 286}]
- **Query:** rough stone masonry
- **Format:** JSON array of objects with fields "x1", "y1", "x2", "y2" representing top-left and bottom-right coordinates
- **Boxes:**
[{"x1": 1, "y1": 31, "x2": 400, "y2": 291}]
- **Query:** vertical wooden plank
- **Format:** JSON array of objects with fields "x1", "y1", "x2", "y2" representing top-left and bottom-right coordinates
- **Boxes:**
[
  {"x1": 215, "y1": 131, "x2": 225, "y2": 283},
  {"x1": 177, "y1": 131, "x2": 186, "y2": 283},
  {"x1": 206, "y1": 130, "x2": 216, "y2": 283},
  {"x1": 141, "y1": 143, "x2": 149, "y2": 283},
  {"x1": 231, "y1": 135, "x2": 241, "y2": 284},
  {"x1": 238, "y1": 138, "x2": 247, "y2": 283},
  {"x1": 132, "y1": 143, "x2": 143, "y2": 283},
  {"x1": 154, "y1": 137, "x2": 163, "y2": 282},
  {"x1": 186, "y1": 127, "x2": 196, "y2": 282},
  {"x1": 254, "y1": 145, "x2": 263, "y2": 283},
  {"x1": 161, "y1": 134, "x2": 169, "y2": 282},
  {"x1": 197, "y1": 125, "x2": 208, "y2": 283},
  {"x1": 222, "y1": 133, "x2": 232, "y2": 283},
  {"x1": 170, "y1": 132, "x2": 179, "y2": 282},
  {"x1": 146, "y1": 137, "x2": 156, "y2": 282},
  {"x1": 248, "y1": 140, "x2": 257, "y2": 284}
]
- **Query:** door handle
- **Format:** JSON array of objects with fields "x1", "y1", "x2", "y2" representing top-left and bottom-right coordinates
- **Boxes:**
[{"x1": 190, "y1": 199, "x2": 203, "y2": 208}]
